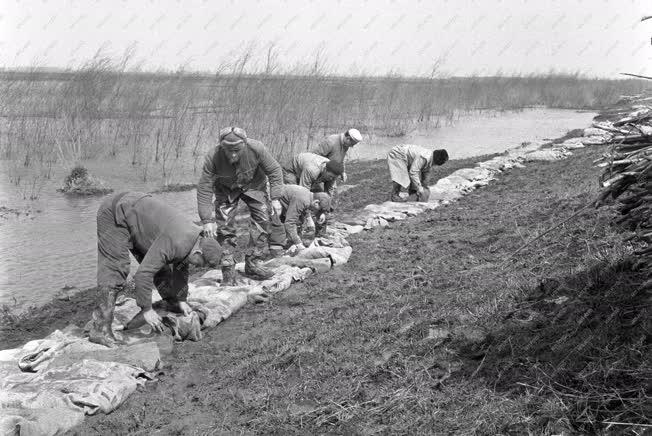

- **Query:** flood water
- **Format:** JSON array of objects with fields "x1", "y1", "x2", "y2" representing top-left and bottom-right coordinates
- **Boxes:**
[{"x1": 0, "y1": 108, "x2": 595, "y2": 312}]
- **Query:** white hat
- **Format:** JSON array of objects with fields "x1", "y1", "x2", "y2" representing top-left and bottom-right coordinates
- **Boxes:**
[{"x1": 346, "y1": 128, "x2": 362, "y2": 143}]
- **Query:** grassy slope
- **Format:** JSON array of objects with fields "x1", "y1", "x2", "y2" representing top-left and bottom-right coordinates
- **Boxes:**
[{"x1": 2, "y1": 147, "x2": 648, "y2": 434}]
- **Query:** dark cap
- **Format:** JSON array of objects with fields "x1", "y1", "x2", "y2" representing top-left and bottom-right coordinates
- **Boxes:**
[
  {"x1": 325, "y1": 159, "x2": 344, "y2": 175},
  {"x1": 432, "y1": 149, "x2": 449, "y2": 166},
  {"x1": 199, "y1": 237, "x2": 223, "y2": 268}
]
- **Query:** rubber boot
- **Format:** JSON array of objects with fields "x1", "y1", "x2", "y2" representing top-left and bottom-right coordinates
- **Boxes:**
[
  {"x1": 88, "y1": 286, "x2": 121, "y2": 348},
  {"x1": 390, "y1": 182, "x2": 404, "y2": 202},
  {"x1": 244, "y1": 254, "x2": 275, "y2": 280},
  {"x1": 220, "y1": 252, "x2": 238, "y2": 286}
]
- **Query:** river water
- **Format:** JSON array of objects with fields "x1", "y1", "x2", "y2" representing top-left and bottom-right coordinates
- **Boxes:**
[{"x1": 0, "y1": 108, "x2": 595, "y2": 312}]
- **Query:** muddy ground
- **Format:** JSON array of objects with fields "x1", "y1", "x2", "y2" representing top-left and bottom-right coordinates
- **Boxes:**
[{"x1": 1, "y1": 146, "x2": 648, "y2": 435}]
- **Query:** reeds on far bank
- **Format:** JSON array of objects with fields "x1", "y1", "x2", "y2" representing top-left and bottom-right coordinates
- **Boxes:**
[{"x1": 0, "y1": 52, "x2": 649, "y2": 188}]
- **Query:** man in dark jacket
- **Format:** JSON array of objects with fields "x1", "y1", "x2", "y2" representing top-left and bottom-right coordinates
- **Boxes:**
[
  {"x1": 196, "y1": 126, "x2": 284, "y2": 282},
  {"x1": 268, "y1": 185, "x2": 331, "y2": 256},
  {"x1": 89, "y1": 191, "x2": 223, "y2": 347}
]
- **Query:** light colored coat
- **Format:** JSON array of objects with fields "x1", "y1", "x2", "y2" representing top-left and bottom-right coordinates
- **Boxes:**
[
  {"x1": 387, "y1": 144, "x2": 433, "y2": 189},
  {"x1": 283, "y1": 152, "x2": 336, "y2": 196}
]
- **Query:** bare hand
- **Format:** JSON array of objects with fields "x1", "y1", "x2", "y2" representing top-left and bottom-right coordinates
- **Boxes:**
[
  {"x1": 202, "y1": 222, "x2": 218, "y2": 238},
  {"x1": 177, "y1": 302, "x2": 193, "y2": 316},
  {"x1": 271, "y1": 199, "x2": 282, "y2": 217},
  {"x1": 341, "y1": 172, "x2": 348, "y2": 183},
  {"x1": 305, "y1": 215, "x2": 315, "y2": 230},
  {"x1": 417, "y1": 186, "x2": 425, "y2": 195},
  {"x1": 142, "y1": 309, "x2": 164, "y2": 333},
  {"x1": 317, "y1": 214, "x2": 327, "y2": 225}
]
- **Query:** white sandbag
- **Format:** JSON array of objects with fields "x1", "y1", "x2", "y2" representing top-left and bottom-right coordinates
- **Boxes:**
[
  {"x1": 258, "y1": 265, "x2": 314, "y2": 294},
  {"x1": 363, "y1": 216, "x2": 390, "y2": 230},
  {"x1": 264, "y1": 256, "x2": 332, "y2": 273},
  {"x1": 0, "y1": 406, "x2": 84, "y2": 436},
  {"x1": 297, "y1": 243, "x2": 353, "y2": 265},
  {"x1": 450, "y1": 167, "x2": 496, "y2": 183},
  {"x1": 583, "y1": 127, "x2": 612, "y2": 137},
  {"x1": 185, "y1": 285, "x2": 248, "y2": 329},
  {"x1": 582, "y1": 135, "x2": 609, "y2": 145},
  {"x1": 523, "y1": 148, "x2": 572, "y2": 162},
  {"x1": 560, "y1": 138, "x2": 585, "y2": 149}
]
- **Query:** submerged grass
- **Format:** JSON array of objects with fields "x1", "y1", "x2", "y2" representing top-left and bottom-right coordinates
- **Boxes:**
[{"x1": 1, "y1": 145, "x2": 648, "y2": 434}]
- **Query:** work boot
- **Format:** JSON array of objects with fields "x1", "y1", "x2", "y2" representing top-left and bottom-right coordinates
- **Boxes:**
[
  {"x1": 88, "y1": 286, "x2": 121, "y2": 347},
  {"x1": 220, "y1": 252, "x2": 238, "y2": 286},
  {"x1": 390, "y1": 182, "x2": 403, "y2": 202},
  {"x1": 244, "y1": 254, "x2": 275, "y2": 280}
]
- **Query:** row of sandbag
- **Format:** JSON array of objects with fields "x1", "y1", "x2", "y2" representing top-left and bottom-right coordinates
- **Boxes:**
[
  {"x1": 348, "y1": 140, "x2": 579, "y2": 229},
  {"x1": 0, "y1": 235, "x2": 353, "y2": 435}
]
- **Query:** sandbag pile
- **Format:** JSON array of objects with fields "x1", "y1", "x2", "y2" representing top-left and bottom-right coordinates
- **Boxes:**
[
  {"x1": 0, "y1": 326, "x2": 159, "y2": 435},
  {"x1": 594, "y1": 101, "x2": 652, "y2": 272}
]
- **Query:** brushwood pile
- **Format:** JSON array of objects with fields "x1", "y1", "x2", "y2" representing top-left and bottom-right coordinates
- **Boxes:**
[{"x1": 593, "y1": 94, "x2": 652, "y2": 279}]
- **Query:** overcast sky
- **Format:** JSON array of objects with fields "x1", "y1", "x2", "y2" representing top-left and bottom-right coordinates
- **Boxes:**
[{"x1": 2, "y1": 0, "x2": 651, "y2": 77}]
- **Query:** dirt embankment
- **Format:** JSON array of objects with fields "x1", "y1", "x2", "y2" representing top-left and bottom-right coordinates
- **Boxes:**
[{"x1": 1, "y1": 146, "x2": 648, "y2": 434}]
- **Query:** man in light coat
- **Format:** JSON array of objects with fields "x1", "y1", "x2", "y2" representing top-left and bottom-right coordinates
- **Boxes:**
[
  {"x1": 282, "y1": 152, "x2": 343, "y2": 197},
  {"x1": 387, "y1": 145, "x2": 449, "y2": 202}
]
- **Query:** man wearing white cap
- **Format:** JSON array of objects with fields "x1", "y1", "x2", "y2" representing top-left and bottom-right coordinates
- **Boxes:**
[
  {"x1": 310, "y1": 128, "x2": 362, "y2": 183},
  {"x1": 197, "y1": 126, "x2": 284, "y2": 281}
]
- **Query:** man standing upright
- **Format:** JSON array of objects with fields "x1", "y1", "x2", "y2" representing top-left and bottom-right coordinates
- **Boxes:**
[
  {"x1": 197, "y1": 126, "x2": 284, "y2": 281},
  {"x1": 310, "y1": 128, "x2": 362, "y2": 183}
]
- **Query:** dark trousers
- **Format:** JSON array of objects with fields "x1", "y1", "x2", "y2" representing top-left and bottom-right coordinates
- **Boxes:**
[
  {"x1": 213, "y1": 187, "x2": 270, "y2": 257},
  {"x1": 96, "y1": 194, "x2": 188, "y2": 304}
]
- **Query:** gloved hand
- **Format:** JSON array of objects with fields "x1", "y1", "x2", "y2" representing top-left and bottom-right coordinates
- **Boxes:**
[
  {"x1": 142, "y1": 308, "x2": 164, "y2": 333},
  {"x1": 317, "y1": 213, "x2": 327, "y2": 225},
  {"x1": 202, "y1": 222, "x2": 218, "y2": 238},
  {"x1": 271, "y1": 199, "x2": 282, "y2": 218}
]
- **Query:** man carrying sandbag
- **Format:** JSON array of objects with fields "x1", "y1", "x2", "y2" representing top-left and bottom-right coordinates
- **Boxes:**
[
  {"x1": 387, "y1": 145, "x2": 449, "y2": 202},
  {"x1": 310, "y1": 128, "x2": 362, "y2": 183},
  {"x1": 197, "y1": 126, "x2": 285, "y2": 282},
  {"x1": 268, "y1": 185, "x2": 332, "y2": 257},
  {"x1": 89, "y1": 192, "x2": 223, "y2": 348}
]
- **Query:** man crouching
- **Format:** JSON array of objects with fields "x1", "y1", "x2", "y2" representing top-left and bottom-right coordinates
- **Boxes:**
[
  {"x1": 89, "y1": 191, "x2": 222, "y2": 347},
  {"x1": 268, "y1": 185, "x2": 332, "y2": 256}
]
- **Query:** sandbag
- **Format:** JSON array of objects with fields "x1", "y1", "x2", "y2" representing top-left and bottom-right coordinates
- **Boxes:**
[
  {"x1": 0, "y1": 407, "x2": 84, "y2": 436},
  {"x1": 523, "y1": 148, "x2": 572, "y2": 162},
  {"x1": 297, "y1": 243, "x2": 353, "y2": 265},
  {"x1": 265, "y1": 256, "x2": 332, "y2": 273}
]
